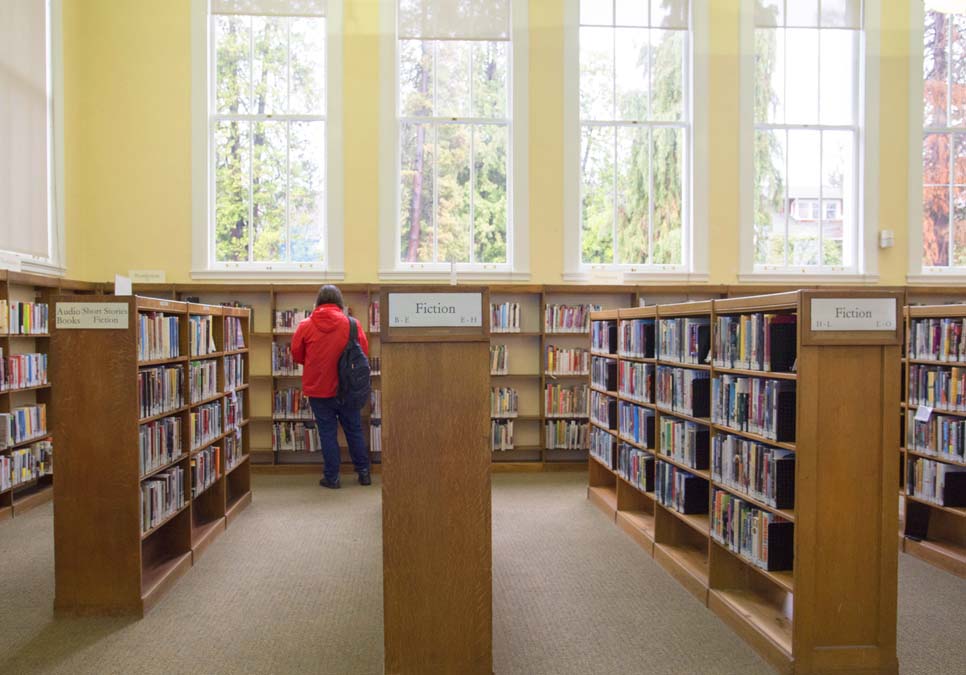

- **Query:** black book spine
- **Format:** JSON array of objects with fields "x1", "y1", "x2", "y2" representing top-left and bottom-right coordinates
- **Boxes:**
[
  {"x1": 606, "y1": 362, "x2": 618, "y2": 391},
  {"x1": 775, "y1": 390, "x2": 797, "y2": 442},
  {"x1": 607, "y1": 323, "x2": 618, "y2": 354},
  {"x1": 773, "y1": 456, "x2": 796, "y2": 510},
  {"x1": 645, "y1": 323, "x2": 656, "y2": 359},
  {"x1": 765, "y1": 521, "x2": 795, "y2": 571},
  {"x1": 645, "y1": 414, "x2": 656, "y2": 449},
  {"x1": 697, "y1": 325, "x2": 711, "y2": 364},
  {"x1": 682, "y1": 475, "x2": 709, "y2": 514},
  {"x1": 644, "y1": 455, "x2": 655, "y2": 492},
  {"x1": 607, "y1": 399, "x2": 618, "y2": 430},
  {"x1": 942, "y1": 471, "x2": 966, "y2": 508},
  {"x1": 767, "y1": 323, "x2": 798, "y2": 373},
  {"x1": 690, "y1": 378, "x2": 711, "y2": 418},
  {"x1": 694, "y1": 428, "x2": 710, "y2": 471}
]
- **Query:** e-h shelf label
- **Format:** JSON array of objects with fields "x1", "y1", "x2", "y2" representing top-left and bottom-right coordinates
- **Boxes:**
[
  {"x1": 388, "y1": 292, "x2": 483, "y2": 328},
  {"x1": 809, "y1": 298, "x2": 897, "y2": 331},
  {"x1": 55, "y1": 303, "x2": 130, "y2": 329}
]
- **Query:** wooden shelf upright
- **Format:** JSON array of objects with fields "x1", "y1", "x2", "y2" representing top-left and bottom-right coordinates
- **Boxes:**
[
  {"x1": 590, "y1": 290, "x2": 901, "y2": 674},
  {"x1": 900, "y1": 304, "x2": 966, "y2": 577},
  {"x1": 51, "y1": 296, "x2": 252, "y2": 616}
]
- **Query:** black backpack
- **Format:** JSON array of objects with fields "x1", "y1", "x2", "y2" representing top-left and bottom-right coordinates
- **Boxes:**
[{"x1": 337, "y1": 318, "x2": 371, "y2": 409}]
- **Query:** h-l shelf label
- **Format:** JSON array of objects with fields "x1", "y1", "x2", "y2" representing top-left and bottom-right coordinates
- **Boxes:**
[
  {"x1": 56, "y1": 302, "x2": 129, "y2": 329},
  {"x1": 388, "y1": 292, "x2": 483, "y2": 328},
  {"x1": 809, "y1": 298, "x2": 897, "y2": 331}
]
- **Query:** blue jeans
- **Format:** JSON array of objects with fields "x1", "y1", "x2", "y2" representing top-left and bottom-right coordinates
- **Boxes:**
[{"x1": 309, "y1": 397, "x2": 370, "y2": 482}]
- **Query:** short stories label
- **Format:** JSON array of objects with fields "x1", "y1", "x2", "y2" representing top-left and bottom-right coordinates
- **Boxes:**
[
  {"x1": 810, "y1": 298, "x2": 897, "y2": 332},
  {"x1": 56, "y1": 303, "x2": 130, "y2": 329},
  {"x1": 388, "y1": 292, "x2": 483, "y2": 328}
]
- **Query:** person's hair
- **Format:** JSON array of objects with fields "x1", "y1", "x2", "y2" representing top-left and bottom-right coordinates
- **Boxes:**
[{"x1": 315, "y1": 284, "x2": 344, "y2": 309}]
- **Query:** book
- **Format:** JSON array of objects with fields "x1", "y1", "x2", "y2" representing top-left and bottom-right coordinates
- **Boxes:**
[
  {"x1": 712, "y1": 433, "x2": 795, "y2": 509},
  {"x1": 546, "y1": 345, "x2": 589, "y2": 375},
  {"x1": 618, "y1": 360, "x2": 653, "y2": 404},
  {"x1": 490, "y1": 344, "x2": 509, "y2": 375},
  {"x1": 907, "y1": 456, "x2": 966, "y2": 507},
  {"x1": 225, "y1": 430, "x2": 243, "y2": 469},
  {"x1": 655, "y1": 460, "x2": 708, "y2": 515},
  {"x1": 274, "y1": 308, "x2": 311, "y2": 332},
  {"x1": 658, "y1": 415, "x2": 710, "y2": 471},
  {"x1": 545, "y1": 383, "x2": 589, "y2": 418},
  {"x1": 273, "y1": 421, "x2": 321, "y2": 451},
  {"x1": 139, "y1": 416, "x2": 182, "y2": 475},
  {"x1": 546, "y1": 419, "x2": 589, "y2": 450},
  {"x1": 712, "y1": 375, "x2": 796, "y2": 442},
  {"x1": 590, "y1": 425, "x2": 616, "y2": 468},
  {"x1": 910, "y1": 317, "x2": 966, "y2": 362},
  {"x1": 656, "y1": 366, "x2": 710, "y2": 418},
  {"x1": 545, "y1": 304, "x2": 601, "y2": 333},
  {"x1": 491, "y1": 420, "x2": 514, "y2": 451},
  {"x1": 188, "y1": 315, "x2": 217, "y2": 356},
  {"x1": 225, "y1": 316, "x2": 246, "y2": 350},
  {"x1": 491, "y1": 387, "x2": 519, "y2": 418},
  {"x1": 619, "y1": 402, "x2": 656, "y2": 449},
  {"x1": 906, "y1": 410, "x2": 966, "y2": 463},
  {"x1": 137, "y1": 312, "x2": 180, "y2": 361},
  {"x1": 224, "y1": 353, "x2": 245, "y2": 391},
  {"x1": 909, "y1": 364, "x2": 966, "y2": 412},
  {"x1": 370, "y1": 421, "x2": 382, "y2": 453},
  {"x1": 490, "y1": 302, "x2": 521, "y2": 333},
  {"x1": 713, "y1": 313, "x2": 797, "y2": 372},
  {"x1": 189, "y1": 360, "x2": 218, "y2": 403},
  {"x1": 272, "y1": 342, "x2": 303, "y2": 376},
  {"x1": 190, "y1": 401, "x2": 223, "y2": 449},
  {"x1": 369, "y1": 301, "x2": 381, "y2": 333},
  {"x1": 223, "y1": 390, "x2": 244, "y2": 431},
  {"x1": 617, "y1": 443, "x2": 654, "y2": 493},
  {"x1": 619, "y1": 318, "x2": 656, "y2": 358},
  {"x1": 191, "y1": 445, "x2": 221, "y2": 497},
  {"x1": 591, "y1": 390, "x2": 618, "y2": 430},
  {"x1": 711, "y1": 488, "x2": 794, "y2": 571},
  {"x1": 0, "y1": 350, "x2": 48, "y2": 391},
  {"x1": 658, "y1": 317, "x2": 710, "y2": 364},
  {"x1": 591, "y1": 319, "x2": 618, "y2": 353},
  {"x1": 7, "y1": 438, "x2": 53, "y2": 486},
  {"x1": 591, "y1": 356, "x2": 617, "y2": 391},
  {"x1": 140, "y1": 465, "x2": 185, "y2": 533},
  {"x1": 0, "y1": 300, "x2": 49, "y2": 335},
  {"x1": 273, "y1": 387, "x2": 314, "y2": 420}
]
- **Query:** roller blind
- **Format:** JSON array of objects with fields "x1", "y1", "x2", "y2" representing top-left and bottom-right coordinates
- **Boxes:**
[
  {"x1": 0, "y1": 0, "x2": 49, "y2": 258},
  {"x1": 755, "y1": 0, "x2": 862, "y2": 28},
  {"x1": 212, "y1": 0, "x2": 326, "y2": 17},
  {"x1": 398, "y1": 0, "x2": 510, "y2": 41}
]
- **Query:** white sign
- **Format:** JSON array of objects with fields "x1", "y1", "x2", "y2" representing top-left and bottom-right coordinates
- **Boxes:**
[
  {"x1": 129, "y1": 269, "x2": 167, "y2": 283},
  {"x1": 56, "y1": 303, "x2": 130, "y2": 329},
  {"x1": 114, "y1": 274, "x2": 132, "y2": 296},
  {"x1": 915, "y1": 405, "x2": 933, "y2": 423},
  {"x1": 810, "y1": 298, "x2": 897, "y2": 332},
  {"x1": 388, "y1": 292, "x2": 483, "y2": 328}
]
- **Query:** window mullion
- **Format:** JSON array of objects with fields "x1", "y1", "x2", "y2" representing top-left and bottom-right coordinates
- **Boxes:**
[
  {"x1": 470, "y1": 125, "x2": 476, "y2": 264},
  {"x1": 648, "y1": 126, "x2": 654, "y2": 264}
]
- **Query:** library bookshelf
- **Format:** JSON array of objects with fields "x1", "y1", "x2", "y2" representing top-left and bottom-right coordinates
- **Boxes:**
[
  {"x1": 900, "y1": 304, "x2": 966, "y2": 578},
  {"x1": 51, "y1": 296, "x2": 252, "y2": 616},
  {"x1": 590, "y1": 291, "x2": 901, "y2": 674}
]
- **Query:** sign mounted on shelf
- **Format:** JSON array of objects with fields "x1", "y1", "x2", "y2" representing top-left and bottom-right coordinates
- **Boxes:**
[
  {"x1": 388, "y1": 292, "x2": 483, "y2": 328},
  {"x1": 809, "y1": 298, "x2": 897, "y2": 332},
  {"x1": 56, "y1": 303, "x2": 129, "y2": 330}
]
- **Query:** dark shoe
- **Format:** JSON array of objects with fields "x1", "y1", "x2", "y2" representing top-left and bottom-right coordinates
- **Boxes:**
[
  {"x1": 319, "y1": 477, "x2": 341, "y2": 489},
  {"x1": 358, "y1": 471, "x2": 372, "y2": 486}
]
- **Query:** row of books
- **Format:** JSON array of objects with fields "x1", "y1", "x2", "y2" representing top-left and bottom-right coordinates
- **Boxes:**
[
  {"x1": 658, "y1": 318, "x2": 710, "y2": 365},
  {"x1": 492, "y1": 420, "x2": 514, "y2": 451},
  {"x1": 371, "y1": 390, "x2": 382, "y2": 419},
  {"x1": 137, "y1": 312, "x2": 179, "y2": 361},
  {"x1": 225, "y1": 354, "x2": 245, "y2": 391},
  {"x1": 712, "y1": 434, "x2": 795, "y2": 509},
  {"x1": 618, "y1": 361, "x2": 652, "y2": 404},
  {"x1": 656, "y1": 366, "x2": 710, "y2": 418},
  {"x1": 907, "y1": 456, "x2": 966, "y2": 507},
  {"x1": 619, "y1": 318, "x2": 655, "y2": 358},
  {"x1": 546, "y1": 346, "x2": 589, "y2": 375},
  {"x1": 656, "y1": 460, "x2": 709, "y2": 515},
  {"x1": 491, "y1": 302, "x2": 521, "y2": 333},
  {"x1": 274, "y1": 309, "x2": 311, "y2": 331},
  {"x1": 618, "y1": 444, "x2": 654, "y2": 493},
  {"x1": 620, "y1": 402, "x2": 655, "y2": 449},
  {"x1": 910, "y1": 317, "x2": 966, "y2": 363},
  {"x1": 272, "y1": 343, "x2": 303, "y2": 376},
  {"x1": 0, "y1": 300, "x2": 48, "y2": 335},
  {"x1": 273, "y1": 421, "x2": 321, "y2": 451},
  {"x1": 491, "y1": 387, "x2": 518, "y2": 418},
  {"x1": 0, "y1": 351, "x2": 47, "y2": 391},
  {"x1": 189, "y1": 360, "x2": 218, "y2": 403},
  {"x1": 138, "y1": 365, "x2": 184, "y2": 419},
  {"x1": 711, "y1": 375, "x2": 796, "y2": 443},
  {"x1": 490, "y1": 344, "x2": 508, "y2": 375},
  {"x1": 370, "y1": 356, "x2": 381, "y2": 375},
  {"x1": 223, "y1": 391, "x2": 244, "y2": 430},
  {"x1": 369, "y1": 300, "x2": 380, "y2": 333},
  {"x1": 545, "y1": 304, "x2": 601, "y2": 334},
  {"x1": 0, "y1": 440, "x2": 53, "y2": 491},
  {"x1": 546, "y1": 419, "x2": 589, "y2": 449},
  {"x1": 711, "y1": 489, "x2": 794, "y2": 572},
  {"x1": 591, "y1": 357, "x2": 617, "y2": 391},
  {"x1": 591, "y1": 320, "x2": 617, "y2": 354},
  {"x1": 0, "y1": 404, "x2": 48, "y2": 449},
  {"x1": 188, "y1": 315, "x2": 217, "y2": 356},
  {"x1": 659, "y1": 416, "x2": 709, "y2": 471},
  {"x1": 191, "y1": 445, "x2": 221, "y2": 497},
  {"x1": 909, "y1": 365, "x2": 966, "y2": 412},
  {"x1": 590, "y1": 425, "x2": 616, "y2": 468},
  {"x1": 141, "y1": 466, "x2": 184, "y2": 533},
  {"x1": 225, "y1": 316, "x2": 246, "y2": 351},
  {"x1": 545, "y1": 384, "x2": 588, "y2": 417},
  {"x1": 906, "y1": 410, "x2": 966, "y2": 463},
  {"x1": 225, "y1": 432, "x2": 243, "y2": 470},
  {"x1": 273, "y1": 387, "x2": 313, "y2": 420},
  {"x1": 591, "y1": 390, "x2": 617, "y2": 429},
  {"x1": 370, "y1": 421, "x2": 382, "y2": 453},
  {"x1": 190, "y1": 402, "x2": 223, "y2": 450},
  {"x1": 139, "y1": 417, "x2": 181, "y2": 476},
  {"x1": 713, "y1": 313, "x2": 797, "y2": 373}
]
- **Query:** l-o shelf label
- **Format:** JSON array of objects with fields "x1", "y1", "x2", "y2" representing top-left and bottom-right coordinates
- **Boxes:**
[{"x1": 809, "y1": 298, "x2": 897, "y2": 332}]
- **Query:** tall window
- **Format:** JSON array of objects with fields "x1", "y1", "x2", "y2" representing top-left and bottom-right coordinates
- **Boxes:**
[
  {"x1": 922, "y1": 3, "x2": 966, "y2": 270},
  {"x1": 578, "y1": 1, "x2": 690, "y2": 267},
  {"x1": 397, "y1": 0, "x2": 511, "y2": 266},
  {"x1": 210, "y1": 0, "x2": 327, "y2": 267},
  {"x1": 753, "y1": 0, "x2": 862, "y2": 272}
]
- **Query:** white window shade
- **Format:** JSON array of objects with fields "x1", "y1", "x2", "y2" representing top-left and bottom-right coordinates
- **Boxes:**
[
  {"x1": 398, "y1": 0, "x2": 510, "y2": 40},
  {"x1": 212, "y1": 0, "x2": 325, "y2": 16},
  {"x1": 755, "y1": 0, "x2": 862, "y2": 28},
  {"x1": 0, "y1": 0, "x2": 49, "y2": 259}
]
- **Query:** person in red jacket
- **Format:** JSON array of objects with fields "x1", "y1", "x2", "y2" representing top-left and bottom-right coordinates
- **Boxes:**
[{"x1": 291, "y1": 285, "x2": 371, "y2": 489}]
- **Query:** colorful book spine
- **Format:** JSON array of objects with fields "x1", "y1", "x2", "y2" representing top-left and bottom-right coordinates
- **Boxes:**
[
  {"x1": 711, "y1": 488, "x2": 794, "y2": 571},
  {"x1": 658, "y1": 415, "x2": 709, "y2": 470},
  {"x1": 907, "y1": 455, "x2": 966, "y2": 507},
  {"x1": 491, "y1": 387, "x2": 519, "y2": 418},
  {"x1": 591, "y1": 356, "x2": 617, "y2": 391},
  {"x1": 138, "y1": 366, "x2": 184, "y2": 419},
  {"x1": 190, "y1": 401, "x2": 223, "y2": 449},
  {"x1": 906, "y1": 410, "x2": 966, "y2": 463},
  {"x1": 272, "y1": 421, "x2": 321, "y2": 451},
  {"x1": 188, "y1": 315, "x2": 217, "y2": 356},
  {"x1": 224, "y1": 353, "x2": 245, "y2": 391},
  {"x1": 137, "y1": 312, "x2": 180, "y2": 361},
  {"x1": 655, "y1": 460, "x2": 708, "y2": 515},
  {"x1": 618, "y1": 360, "x2": 652, "y2": 404},
  {"x1": 191, "y1": 445, "x2": 221, "y2": 497},
  {"x1": 189, "y1": 360, "x2": 218, "y2": 403},
  {"x1": 619, "y1": 402, "x2": 655, "y2": 449},
  {"x1": 909, "y1": 365, "x2": 966, "y2": 412},
  {"x1": 545, "y1": 384, "x2": 589, "y2": 418},
  {"x1": 225, "y1": 431, "x2": 243, "y2": 469},
  {"x1": 656, "y1": 366, "x2": 710, "y2": 417},
  {"x1": 617, "y1": 443, "x2": 654, "y2": 493},
  {"x1": 658, "y1": 317, "x2": 710, "y2": 364},
  {"x1": 0, "y1": 351, "x2": 48, "y2": 390},
  {"x1": 591, "y1": 320, "x2": 617, "y2": 353},
  {"x1": 711, "y1": 375, "x2": 796, "y2": 442},
  {"x1": 0, "y1": 300, "x2": 49, "y2": 335},
  {"x1": 274, "y1": 309, "x2": 311, "y2": 332},
  {"x1": 713, "y1": 313, "x2": 797, "y2": 372},
  {"x1": 490, "y1": 302, "x2": 521, "y2": 333},
  {"x1": 619, "y1": 319, "x2": 655, "y2": 358},
  {"x1": 591, "y1": 390, "x2": 617, "y2": 429},
  {"x1": 225, "y1": 316, "x2": 246, "y2": 350},
  {"x1": 491, "y1": 420, "x2": 514, "y2": 451},
  {"x1": 7, "y1": 439, "x2": 53, "y2": 486},
  {"x1": 545, "y1": 419, "x2": 589, "y2": 450},
  {"x1": 910, "y1": 317, "x2": 966, "y2": 362},
  {"x1": 139, "y1": 416, "x2": 182, "y2": 475},
  {"x1": 545, "y1": 345, "x2": 589, "y2": 375},
  {"x1": 272, "y1": 342, "x2": 303, "y2": 376},
  {"x1": 369, "y1": 301, "x2": 381, "y2": 333},
  {"x1": 711, "y1": 433, "x2": 795, "y2": 509},
  {"x1": 545, "y1": 304, "x2": 601, "y2": 333},
  {"x1": 490, "y1": 344, "x2": 509, "y2": 375},
  {"x1": 590, "y1": 425, "x2": 616, "y2": 468},
  {"x1": 141, "y1": 466, "x2": 185, "y2": 533},
  {"x1": 273, "y1": 387, "x2": 314, "y2": 420}
]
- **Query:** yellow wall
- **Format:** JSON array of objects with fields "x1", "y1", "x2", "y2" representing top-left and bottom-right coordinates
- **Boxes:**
[{"x1": 64, "y1": 0, "x2": 914, "y2": 285}]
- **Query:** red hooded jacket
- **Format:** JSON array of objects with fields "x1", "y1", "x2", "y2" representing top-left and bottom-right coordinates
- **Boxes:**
[{"x1": 291, "y1": 304, "x2": 369, "y2": 398}]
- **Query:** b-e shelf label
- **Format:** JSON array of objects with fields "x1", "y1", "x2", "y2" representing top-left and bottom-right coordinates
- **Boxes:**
[
  {"x1": 388, "y1": 293, "x2": 483, "y2": 327},
  {"x1": 810, "y1": 298, "x2": 897, "y2": 331},
  {"x1": 56, "y1": 303, "x2": 130, "y2": 329}
]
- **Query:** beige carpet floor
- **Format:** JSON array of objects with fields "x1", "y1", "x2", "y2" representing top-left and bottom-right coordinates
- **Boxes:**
[{"x1": 0, "y1": 473, "x2": 961, "y2": 674}]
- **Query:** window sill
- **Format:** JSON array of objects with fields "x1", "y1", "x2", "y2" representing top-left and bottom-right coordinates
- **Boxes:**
[
  {"x1": 0, "y1": 256, "x2": 66, "y2": 278},
  {"x1": 191, "y1": 268, "x2": 344, "y2": 281},
  {"x1": 562, "y1": 270, "x2": 708, "y2": 284},
  {"x1": 378, "y1": 268, "x2": 531, "y2": 283},
  {"x1": 907, "y1": 272, "x2": 966, "y2": 285},
  {"x1": 737, "y1": 272, "x2": 879, "y2": 284}
]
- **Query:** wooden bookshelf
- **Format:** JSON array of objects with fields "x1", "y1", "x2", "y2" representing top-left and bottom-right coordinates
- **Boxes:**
[
  {"x1": 590, "y1": 291, "x2": 901, "y2": 674},
  {"x1": 900, "y1": 304, "x2": 966, "y2": 578},
  {"x1": 51, "y1": 296, "x2": 252, "y2": 616}
]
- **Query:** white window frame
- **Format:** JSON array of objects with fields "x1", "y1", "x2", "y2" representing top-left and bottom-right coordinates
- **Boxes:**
[
  {"x1": 377, "y1": 0, "x2": 530, "y2": 282},
  {"x1": 562, "y1": 0, "x2": 710, "y2": 283},
  {"x1": 908, "y1": 1, "x2": 966, "y2": 283},
  {"x1": 191, "y1": 0, "x2": 344, "y2": 280},
  {"x1": 0, "y1": 0, "x2": 66, "y2": 277},
  {"x1": 738, "y1": 0, "x2": 881, "y2": 283}
]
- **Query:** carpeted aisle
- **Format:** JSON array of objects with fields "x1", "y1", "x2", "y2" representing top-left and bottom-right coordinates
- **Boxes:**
[{"x1": 0, "y1": 473, "x2": 962, "y2": 674}]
